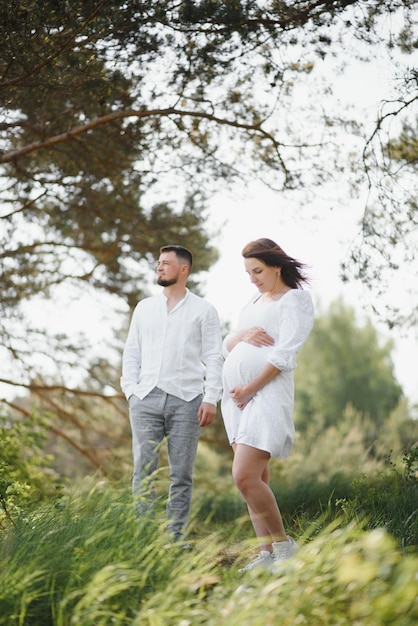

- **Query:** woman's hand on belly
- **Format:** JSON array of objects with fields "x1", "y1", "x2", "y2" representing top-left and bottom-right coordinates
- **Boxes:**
[
  {"x1": 229, "y1": 362, "x2": 282, "y2": 409},
  {"x1": 229, "y1": 384, "x2": 254, "y2": 410},
  {"x1": 226, "y1": 326, "x2": 274, "y2": 352},
  {"x1": 241, "y1": 327, "x2": 274, "y2": 347}
]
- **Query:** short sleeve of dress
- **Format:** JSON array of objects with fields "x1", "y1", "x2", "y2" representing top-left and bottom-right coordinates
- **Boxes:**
[{"x1": 267, "y1": 290, "x2": 314, "y2": 372}]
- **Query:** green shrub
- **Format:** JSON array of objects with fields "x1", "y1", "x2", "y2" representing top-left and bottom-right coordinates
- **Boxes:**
[{"x1": 0, "y1": 411, "x2": 62, "y2": 529}]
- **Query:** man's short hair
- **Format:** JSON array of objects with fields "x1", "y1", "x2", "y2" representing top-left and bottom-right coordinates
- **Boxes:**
[{"x1": 160, "y1": 245, "x2": 193, "y2": 269}]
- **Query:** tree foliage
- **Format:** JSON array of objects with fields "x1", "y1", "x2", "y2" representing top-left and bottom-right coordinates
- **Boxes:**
[
  {"x1": 0, "y1": 1, "x2": 416, "y2": 470},
  {"x1": 295, "y1": 299, "x2": 403, "y2": 431},
  {"x1": 0, "y1": 410, "x2": 61, "y2": 528},
  {"x1": 344, "y1": 110, "x2": 418, "y2": 328},
  {"x1": 1, "y1": 1, "x2": 416, "y2": 316}
]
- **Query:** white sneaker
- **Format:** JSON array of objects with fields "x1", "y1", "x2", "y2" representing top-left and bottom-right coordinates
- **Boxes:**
[
  {"x1": 238, "y1": 550, "x2": 274, "y2": 572},
  {"x1": 272, "y1": 536, "x2": 298, "y2": 563}
]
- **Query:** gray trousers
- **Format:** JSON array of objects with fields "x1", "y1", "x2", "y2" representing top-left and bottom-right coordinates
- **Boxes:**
[{"x1": 129, "y1": 387, "x2": 202, "y2": 540}]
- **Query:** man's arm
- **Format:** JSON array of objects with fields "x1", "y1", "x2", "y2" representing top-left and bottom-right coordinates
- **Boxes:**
[
  {"x1": 200, "y1": 305, "x2": 223, "y2": 423},
  {"x1": 120, "y1": 308, "x2": 141, "y2": 400}
]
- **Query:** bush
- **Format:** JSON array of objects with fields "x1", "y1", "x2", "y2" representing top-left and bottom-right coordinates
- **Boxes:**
[{"x1": 0, "y1": 411, "x2": 62, "y2": 529}]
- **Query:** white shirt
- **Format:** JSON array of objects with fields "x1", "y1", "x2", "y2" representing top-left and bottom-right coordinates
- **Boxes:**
[{"x1": 120, "y1": 289, "x2": 223, "y2": 404}]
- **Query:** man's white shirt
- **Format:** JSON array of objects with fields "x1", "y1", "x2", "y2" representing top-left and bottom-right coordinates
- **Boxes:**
[{"x1": 121, "y1": 289, "x2": 223, "y2": 405}]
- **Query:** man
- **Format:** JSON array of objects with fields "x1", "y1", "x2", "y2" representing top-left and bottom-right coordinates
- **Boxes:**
[{"x1": 121, "y1": 245, "x2": 223, "y2": 542}]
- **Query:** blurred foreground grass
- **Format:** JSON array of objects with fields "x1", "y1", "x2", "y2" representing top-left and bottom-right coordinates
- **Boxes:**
[{"x1": 0, "y1": 481, "x2": 417, "y2": 626}]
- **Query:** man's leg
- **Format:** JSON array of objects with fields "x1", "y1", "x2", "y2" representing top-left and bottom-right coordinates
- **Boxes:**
[
  {"x1": 164, "y1": 394, "x2": 202, "y2": 540},
  {"x1": 129, "y1": 389, "x2": 166, "y2": 514}
]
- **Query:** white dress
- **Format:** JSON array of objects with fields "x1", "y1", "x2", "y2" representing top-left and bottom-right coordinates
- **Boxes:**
[{"x1": 221, "y1": 289, "x2": 314, "y2": 458}]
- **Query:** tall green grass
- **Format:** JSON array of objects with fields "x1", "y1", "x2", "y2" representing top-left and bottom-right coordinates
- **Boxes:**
[
  {"x1": 0, "y1": 479, "x2": 417, "y2": 626},
  {"x1": 0, "y1": 482, "x2": 224, "y2": 625},
  {"x1": 1, "y1": 407, "x2": 417, "y2": 625},
  {"x1": 194, "y1": 446, "x2": 418, "y2": 549},
  {"x1": 336, "y1": 447, "x2": 418, "y2": 549}
]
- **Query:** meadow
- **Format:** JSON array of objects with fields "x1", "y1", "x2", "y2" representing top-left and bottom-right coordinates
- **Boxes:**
[{"x1": 1, "y1": 430, "x2": 417, "y2": 626}]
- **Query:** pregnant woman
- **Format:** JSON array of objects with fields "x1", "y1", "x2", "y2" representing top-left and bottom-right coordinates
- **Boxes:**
[{"x1": 221, "y1": 238, "x2": 314, "y2": 572}]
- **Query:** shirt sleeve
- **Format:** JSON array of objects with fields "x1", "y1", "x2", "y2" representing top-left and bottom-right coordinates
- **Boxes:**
[
  {"x1": 267, "y1": 290, "x2": 314, "y2": 372},
  {"x1": 120, "y1": 305, "x2": 142, "y2": 400},
  {"x1": 200, "y1": 305, "x2": 223, "y2": 405}
]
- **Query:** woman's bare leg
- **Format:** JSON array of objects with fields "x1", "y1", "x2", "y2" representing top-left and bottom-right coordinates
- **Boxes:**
[
  {"x1": 232, "y1": 443, "x2": 287, "y2": 551},
  {"x1": 245, "y1": 462, "x2": 270, "y2": 550}
]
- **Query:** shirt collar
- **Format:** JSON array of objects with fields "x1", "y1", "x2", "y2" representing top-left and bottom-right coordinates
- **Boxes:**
[{"x1": 162, "y1": 288, "x2": 190, "y2": 312}]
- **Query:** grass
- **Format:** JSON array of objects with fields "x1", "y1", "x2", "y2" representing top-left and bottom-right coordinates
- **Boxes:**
[
  {"x1": 0, "y1": 485, "x2": 184, "y2": 624},
  {"x1": 2, "y1": 400, "x2": 417, "y2": 624},
  {"x1": 0, "y1": 468, "x2": 417, "y2": 626},
  {"x1": 193, "y1": 448, "x2": 418, "y2": 549}
]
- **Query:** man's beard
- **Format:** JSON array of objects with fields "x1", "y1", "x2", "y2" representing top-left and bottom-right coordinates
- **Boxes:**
[{"x1": 157, "y1": 276, "x2": 178, "y2": 287}]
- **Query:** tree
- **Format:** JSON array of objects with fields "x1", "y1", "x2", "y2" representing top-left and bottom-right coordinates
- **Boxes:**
[
  {"x1": 2, "y1": 2, "x2": 416, "y2": 313},
  {"x1": 294, "y1": 299, "x2": 403, "y2": 431},
  {"x1": 1, "y1": 1, "x2": 416, "y2": 473},
  {"x1": 344, "y1": 112, "x2": 418, "y2": 328},
  {"x1": 2, "y1": 0, "x2": 416, "y2": 311}
]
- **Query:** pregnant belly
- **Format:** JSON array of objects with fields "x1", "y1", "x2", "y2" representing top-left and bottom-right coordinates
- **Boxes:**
[{"x1": 223, "y1": 342, "x2": 271, "y2": 387}]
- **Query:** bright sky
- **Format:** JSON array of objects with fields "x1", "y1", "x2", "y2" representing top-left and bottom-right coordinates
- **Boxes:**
[
  {"x1": 199, "y1": 46, "x2": 418, "y2": 406},
  {"x1": 205, "y1": 183, "x2": 358, "y2": 320},
  {"x1": 203, "y1": 183, "x2": 418, "y2": 406}
]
